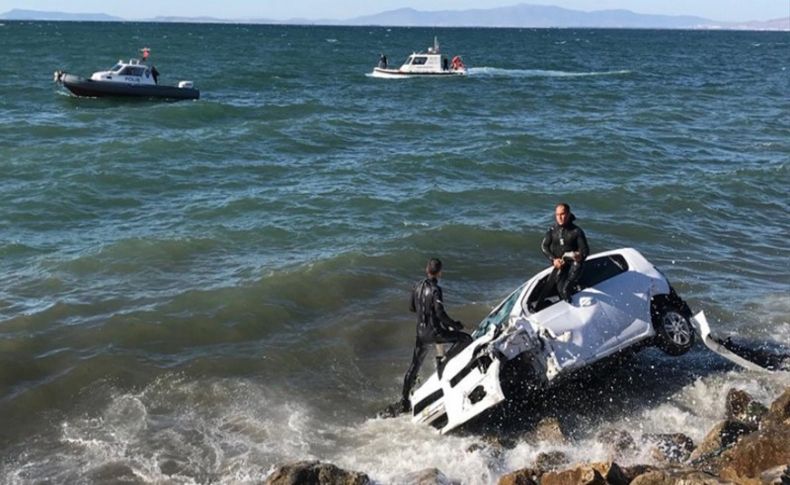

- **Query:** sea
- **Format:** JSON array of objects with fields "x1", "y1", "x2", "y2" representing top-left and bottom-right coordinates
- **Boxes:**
[{"x1": 0, "y1": 21, "x2": 788, "y2": 484}]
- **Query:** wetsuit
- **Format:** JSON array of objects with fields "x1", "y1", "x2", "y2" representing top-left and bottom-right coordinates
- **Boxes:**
[
  {"x1": 540, "y1": 219, "x2": 589, "y2": 303},
  {"x1": 402, "y1": 277, "x2": 472, "y2": 406}
]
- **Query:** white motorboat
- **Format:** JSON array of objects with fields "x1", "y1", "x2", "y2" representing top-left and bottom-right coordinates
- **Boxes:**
[
  {"x1": 54, "y1": 48, "x2": 199, "y2": 100},
  {"x1": 372, "y1": 37, "x2": 467, "y2": 78}
]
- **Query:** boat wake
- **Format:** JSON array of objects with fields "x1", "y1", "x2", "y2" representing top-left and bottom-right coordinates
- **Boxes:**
[{"x1": 468, "y1": 67, "x2": 632, "y2": 78}]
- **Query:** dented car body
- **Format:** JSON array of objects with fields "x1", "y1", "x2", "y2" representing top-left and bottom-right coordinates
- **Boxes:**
[{"x1": 410, "y1": 248, "x2": 731, "y2": 434}]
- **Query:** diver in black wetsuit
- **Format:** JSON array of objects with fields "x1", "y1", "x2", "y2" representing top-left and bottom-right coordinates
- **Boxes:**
[
  {"x1": 401, "y1": 258, "x2": 472, "y2": 412},
  {"x1": 539, "y1": 203, "x2": 589, "y2": 304}
]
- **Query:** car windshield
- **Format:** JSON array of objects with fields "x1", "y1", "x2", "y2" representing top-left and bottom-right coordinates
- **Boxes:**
[{"x1": 472, "y1": 283, "x2": 526, "y2": 338}]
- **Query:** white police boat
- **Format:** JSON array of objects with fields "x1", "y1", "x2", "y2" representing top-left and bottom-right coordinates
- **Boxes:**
[
  {"x1": 54, "y1": 49, "x2": 199, "y2": 100},
  {"x1": 372, "y1": 37, "x2": 467, "y2": 78}
]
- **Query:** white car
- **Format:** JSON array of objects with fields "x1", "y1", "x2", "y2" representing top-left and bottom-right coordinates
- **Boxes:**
[{"x1": 409, "y1": 248, "x2": 765, "y2": 434}]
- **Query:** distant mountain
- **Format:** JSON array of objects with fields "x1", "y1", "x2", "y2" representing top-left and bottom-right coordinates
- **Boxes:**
[
  {"x1": 1, "y1": 4, "x2": 788, "y2": 30},
  {"x1": 0, "y1": 8, "x2": 121, "y2": 21},
  {"x1": 344, "y1": 5, "x2": 713, "y2": 28}
]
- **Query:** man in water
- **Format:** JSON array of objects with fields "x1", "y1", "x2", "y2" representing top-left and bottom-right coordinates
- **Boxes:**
[
  {"x1": 401, "y1": 258, "x2": 472, "y2": 412},
  {"x1": 540, "y1": 203, "x2": 589, "y2": 304}
]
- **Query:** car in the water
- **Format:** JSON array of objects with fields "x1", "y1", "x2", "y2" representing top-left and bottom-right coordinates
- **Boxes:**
[{"x1": 409, "y1": 248, "x2": 700, "y2": 433}]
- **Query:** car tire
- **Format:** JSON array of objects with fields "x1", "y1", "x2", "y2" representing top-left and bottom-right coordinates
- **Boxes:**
[{"x1": 652, "y1": 302, "x2": 695, "y2": 356}]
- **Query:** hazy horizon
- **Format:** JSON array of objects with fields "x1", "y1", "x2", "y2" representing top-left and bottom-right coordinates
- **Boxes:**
[{"x1": 0, "y1": 0, "x2": 787, "y2": 23}]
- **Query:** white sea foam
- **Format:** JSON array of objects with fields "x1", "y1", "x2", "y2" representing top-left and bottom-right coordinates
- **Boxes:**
[
  {"x1": 467, "y1": 67, "x2": 632, "y2": 78},
  {"x1": 5, "y1": 366, "x2": 787, "y2": 484}
]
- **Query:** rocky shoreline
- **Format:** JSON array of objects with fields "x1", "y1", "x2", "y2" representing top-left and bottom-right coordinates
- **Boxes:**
[{"x1": 265, "y1": 387, "x2": 790, "y2": 485}]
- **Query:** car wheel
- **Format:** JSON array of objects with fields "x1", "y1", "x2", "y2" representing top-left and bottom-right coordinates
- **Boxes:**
[{"x1": 653, "y1": 304, "x2": 695, "y2": 356}]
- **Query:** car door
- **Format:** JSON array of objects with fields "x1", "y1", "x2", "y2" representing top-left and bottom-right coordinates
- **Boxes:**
[
  {"x1": 530, "y1": 287, "x2": 616, "y2": 370},
  {"x1": 592, "y1": 270, "x2": 652, "y2": 346}
]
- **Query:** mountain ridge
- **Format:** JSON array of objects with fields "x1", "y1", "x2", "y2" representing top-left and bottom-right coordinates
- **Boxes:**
[{"x1": 1, "y1": 5, "x2": 788, "y2": 30}]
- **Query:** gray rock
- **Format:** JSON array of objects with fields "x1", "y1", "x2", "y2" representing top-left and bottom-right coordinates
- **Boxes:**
[
  {"x1": 533, "y1": 451, "x2": 569, "y2": 472},
  {"x1": 642, "y1": 433, "x2": 695, "y2": 464},
  {"x1": 529, "y1": 417, "x2": 567, "y2": 444},
  {"x1": 595, "y1": 428, "x2": 636, "y2": 460},
  {"x1": 725, "y1": 388, "x2": 768, "y2": 425},
  {"x1": 265, "y1": 461, "x2": 369, "y2": 485}
]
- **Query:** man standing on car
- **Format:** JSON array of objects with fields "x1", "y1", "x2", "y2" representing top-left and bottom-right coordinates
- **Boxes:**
[
  {"x1": 401, "y1": 258, "x2": 472, "y2": 413},
  {"x1": 541, "y1": 203, "x2": 590, "y2": 303}
]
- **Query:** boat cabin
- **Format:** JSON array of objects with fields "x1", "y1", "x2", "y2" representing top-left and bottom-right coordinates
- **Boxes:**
[{"x1": 90, "y1": 58, "x2": 158, "y2": 85}]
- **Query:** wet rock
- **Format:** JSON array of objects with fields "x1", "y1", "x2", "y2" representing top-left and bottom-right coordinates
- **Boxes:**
[
  {"x1": 538, "y1": 463, "x2": 627, "y2": 485},
  {"x1": 762, "y1": 388, "x2": 790, "y2": 428},
  {"x1": 620, "y1": 465, "x2": 658, "y2": 484},
  {"x1": 529, "y1": 417, "x2": 567, "y2": 444},
  {"x1": 725, "y1": 389, "x2": 768, "y2": 425},
  {"x1": 643, "y1": 433, "x2": 695, "y2": 464},
  {"x1": 596, "y1": 428, "x2": 636, "y2": 460},
  {"x1": 391, "y1": 468, "x2": 459, "y2": 485},
  {"x1": 588, "y1": 462, "x2": 629, "y2": 485},
  {"x1": 629, "y1": 469, "x2": 729, "y2": 485},
  {"x1": 265, "y1": 461, "x2": 369, "y2": 485},
  {"x1": 497, "y1": 467, "x2": 541, "y2": 485},
  {"x1": 482, "y1": 433, "x2": 519, "y2": 450},
  {"x1": 688, "y1": 420, "x2": 756, "y2": 461},
  {"x1": 758, "y1": 464, "x2": 790, "y2": 485},
  {"x1": 533, "y1": 451, "x2": 569, "y2": 472},
  {"x1": 704, "y1": 422, "x2": 790, "y2": 478},
  {"x1": 87, "y1": 462, "x2": 144, "y2": 484},
  {"x1": 466, "y1": 442, "x2": 486, "y2": 453},
  {"x1": 540, "y1": 464, "x2": 607, "y2": 485},
  {"x1": 725, "y1": 389, "x2": 751, "y2": 419}
]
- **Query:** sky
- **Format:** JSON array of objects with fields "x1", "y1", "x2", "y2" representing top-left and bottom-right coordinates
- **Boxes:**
[{"x1": 1, "y1": 0, "x2": 787, "y2": 22}]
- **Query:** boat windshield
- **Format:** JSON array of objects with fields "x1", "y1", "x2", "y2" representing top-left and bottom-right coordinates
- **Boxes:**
[
  {"x1": 110, "y1": 64, "x2": 123, "y2": 72},
  {"x1": 472, "y1": 283, "x2": 526, "y2": 338},
  {"x1": 118, "y1": 66, "x2": 146, "y2": 77}
]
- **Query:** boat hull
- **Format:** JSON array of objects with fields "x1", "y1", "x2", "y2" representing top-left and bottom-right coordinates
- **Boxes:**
[
  {"x1": 59, "y1": 73, "x2": 199, "y2": 100},
  {"x1": 371, "y1": 67, "x2": 466, "y2": 79}
]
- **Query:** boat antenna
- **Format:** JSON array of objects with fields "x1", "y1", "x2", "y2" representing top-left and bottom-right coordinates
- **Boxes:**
[{"x1": 434, "y1": 36, "x2": 440, "y2": 53}]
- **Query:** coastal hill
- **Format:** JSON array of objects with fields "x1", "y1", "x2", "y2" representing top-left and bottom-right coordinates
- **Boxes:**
[
  {"x1": 0, "y1": 9, "x2": 121, "y2": 21},
  {"x1": 1, "y1": 5, "x2": 788, "y2": 30}
]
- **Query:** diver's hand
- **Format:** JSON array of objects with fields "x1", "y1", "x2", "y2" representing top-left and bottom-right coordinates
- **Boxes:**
[
  {"x1": 573, "y1": 252, "x2": 582, "y2": 263},
  {"x1": 553, "y1": 258, "x2": 564, "y2": 269}
]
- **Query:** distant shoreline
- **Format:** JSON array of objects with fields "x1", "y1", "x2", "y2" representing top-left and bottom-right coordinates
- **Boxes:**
[{"x1": 1, "y1": 18, "x2": 788, "y2": 33}]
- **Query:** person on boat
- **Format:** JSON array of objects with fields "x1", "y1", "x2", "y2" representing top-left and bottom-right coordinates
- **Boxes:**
[
  {"x1": 401, "y1": 258, "x2": 472, "y2": 412},
  {"x1": 378, "y1": 53, "x2": 388, "y2": 69},
  {"x1": 151, "y1": 65, "x2": 159, "y2": 84},
  {"x1": 442, "y1": 57, "x2": 449, "y2": 71},
  {"x1": 451, "y1": 56, "x2": 464, "y2": 71},
  {"x1": 539, "y1": 203, "x2": 589, "y2": 304}
]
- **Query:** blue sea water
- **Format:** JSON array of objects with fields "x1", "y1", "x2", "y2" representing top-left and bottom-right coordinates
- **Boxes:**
[{"x1": 0, "y1": 22, "x2": 788, "y2": 483}]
